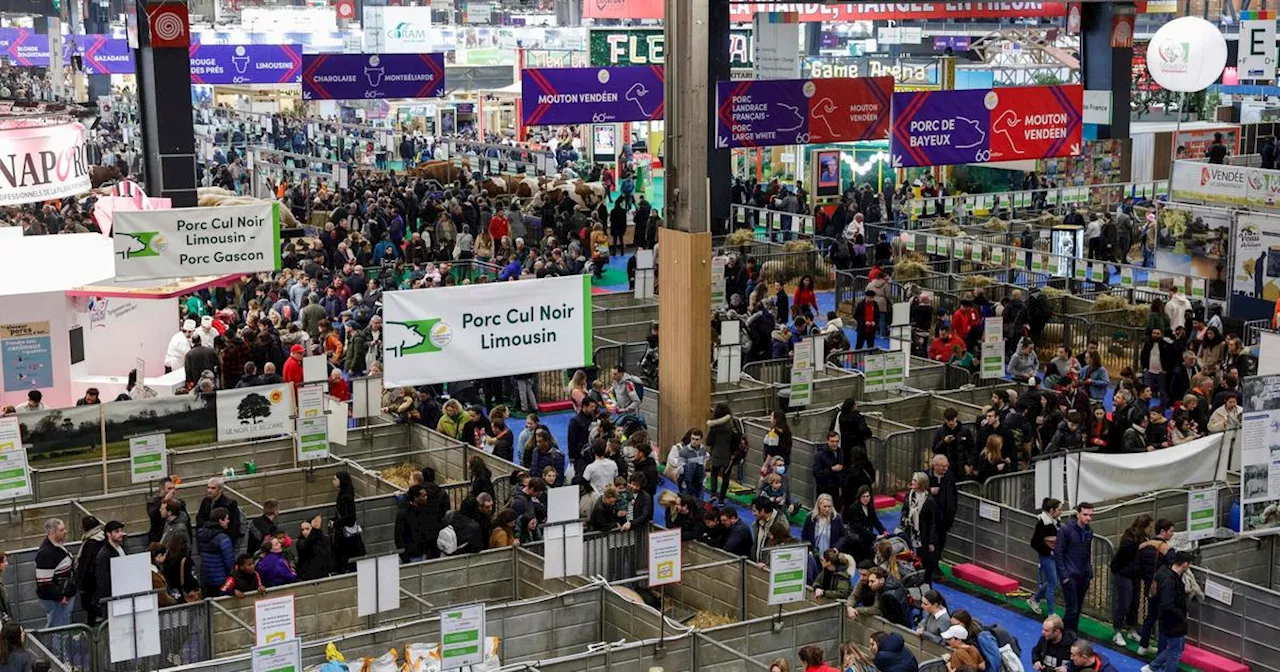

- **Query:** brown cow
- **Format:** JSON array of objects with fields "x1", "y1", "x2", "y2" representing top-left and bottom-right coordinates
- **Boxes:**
[
  {"x1": 409, "y1": 160, "x2": 465, "y2": 184},
  {"x1": 89, "y1": 165, "x2": 122, "y2": 188}
]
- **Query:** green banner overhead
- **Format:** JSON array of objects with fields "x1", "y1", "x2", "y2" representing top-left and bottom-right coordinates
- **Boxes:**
[{"x1": 589, "y1": 28, "x2": 753, "y2": 69}]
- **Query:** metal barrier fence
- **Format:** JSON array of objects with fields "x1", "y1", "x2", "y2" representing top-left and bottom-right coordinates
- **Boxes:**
[
  {"x1": 1183, "y1": 567, "x2": 1280, "y2": 672},
  {"x1": 34, "y1": 601, "x2": 212, "y2": 672},
  {"x1": 728, "y1": 203, "x2": 817, "y2": 238},
  {"x1": 522, "y1": 527, "x2": 648, "y2": 584},
  {"x1": 907, "y1": 179, "x2": 1167, "y2": 219}
]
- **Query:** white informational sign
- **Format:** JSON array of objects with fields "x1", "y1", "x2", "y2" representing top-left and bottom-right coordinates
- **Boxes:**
[
  {"x1": 129, "y1": 434, "x2": 167, "y2": 485},
  {"x1": 364, "y1": 6, "x2": 432, "y2": 53},
  {"x1": 1083, "y1": 90, "x2": 1113, "y2": 125},
  {"x1": 1239, "y1": 18, "x2": 1277, "y2": 81},
  {"x1": 297, "y1": 384, "x2": 325, "y2": 419},
  {"x1": 357, "y1": 554, "x2": 401, "y2": 617},
  {"x1": 350, "y1": 377, "x2": 377, "y2": 419},
  {"x1": 863, "y1": 353, "x2": 886, "y2": 393},
  {"x1": 1169, "y1": 162, "x2": 1280, "y2": 208},
  {"x1": 113, "y1": 203, "x2": 282, "y2": 281},
  {"x1": 978, "y1": 501, "x2": 1002, "y2": 523},
  {"x1": 543, "y1": 521, "x2": 584, "y2": 580},
  {"x1": 0, "y1": 122, "x2": 91, "y2": 207},
  {"x1": 1145, "y1": 17, "x2": 1228, "y2": 92},
  {"x1": 252, "y1": 638, "x2": 302, "y2": 672},
  {"x1": 1187, "y1": 488, "x2": 1218, "y2": 541},
  {"x1": 647, "y1": 529, "x2": 683, "y2": 587},
  {"x1": 792, "y1": 338, "x2": 815, "y2": 371},
  {"x1": 0, "y1": 416, "x2": 32, "y2": 499},
  {"x1": 891, "y1": 301, "x2": 910, "y2": 327},
  {"x1": 753, "y1": 14, "x2": 800, "y2": 79},
  {"x1": 981, "y1": 340, "x2": 1005, "y2": 379},
  {"x1": 383, "y1": 275, "x2": 592, "y2": 387},
  {"x1": 767, "y1": 545, "x2": 808, "y2": 606},
  {"x1": 983, "y1": 317, "x2": 1003, "y2": 344},
  {"x1": 546, "y1": 485, "x2": 579, "y2": 525},
  {"x1": 108, "y1": 594, "x2": 161, "y2": 663},
  {"x1": 326, "y1": 397, "x2": 349, "y2": 447},
  {"x1": 302, "y1": 355, "x2": 328, "y2": 384},
  {"x1": 440, "y1": 604, "x2": 486, "y2": 669},
  {"x1": 883, "y1": 351, "x2": 905, "y2": 391},
  {"x1": 109, "y1": 553, "x2": 151, "y2": 598},
  {"x1": 216, "y1": 384, "x2": 296, "y2": 443},
  {"x1": 717, "y1": 321, "x2": 743, "y2": 385},
  {"x1": 1203, "y1": 577, "x2": 1233, "y2": 605},
  {"x1": 1241, "y1": 375, "x2": 1280, "y2": 533},
  {"x1": 254, "y1": 595, "x2": 297, "y2": 646},
  {"x1": 710, "y1": 255, "x2": 728, "y2": 307},
  {"x1": 788, "y1": 367, "x2": 814, "y2": 408},
  {"x1": 1232, "y1": 213, "x2": 1280, "y2": 305},
  {"x1": 634, "y1": 249, "x2": 655, "y2": 299}
]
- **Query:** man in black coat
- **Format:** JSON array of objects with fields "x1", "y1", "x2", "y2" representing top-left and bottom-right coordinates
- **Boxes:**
[
  {"x1": 91, "y1": 521, "x2": 127, "y2": 624},
  {"x1": 719, "y1": 507, "x2": 754, "y2": 558},
  {"x1": 1149, "y1": 552, "x2": 1193, "y2": 671},
  {"x1": 146, "y1": 477, "x2": 177, "y2": 544},
  {"x1": 567, "y1": 398, "x2": 598, "y2": 481},
  {"x1": 395, "y1": 485, "x2": 432, "y2": 563},
  {"x1": 928, "y1": 455, "x2": 959, "y2": 561},
  {"x1": 196, "y1": 478, "x2": 243, "y2": 547}
]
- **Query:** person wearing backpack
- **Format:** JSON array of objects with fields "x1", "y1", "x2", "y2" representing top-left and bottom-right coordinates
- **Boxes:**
[
  {"x1": 439, "y1": 498, "x2": 484, "y2": 556},
  {"x1": 706, "y1": 404, "x2": 738, "y2": 505},
  {"x1": 1027, "y1": 288, "x2": 1053, "y2": 343}
]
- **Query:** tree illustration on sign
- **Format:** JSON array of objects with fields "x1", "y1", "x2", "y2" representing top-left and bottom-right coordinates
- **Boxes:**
[{"x1": 237, "y1": 393, "x2": 272, "y2": 424}]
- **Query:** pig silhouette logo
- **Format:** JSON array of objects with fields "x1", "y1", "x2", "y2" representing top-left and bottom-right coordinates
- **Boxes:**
[
  {"x1": 117, "y1": 231, "x2": 166, "y2": 258},
  {"x1": 365, "y1": 55, "x2": 385, "y2": 87},
  {"x1": 385, "y1": 319, "x2": 451, "y2": 357}
]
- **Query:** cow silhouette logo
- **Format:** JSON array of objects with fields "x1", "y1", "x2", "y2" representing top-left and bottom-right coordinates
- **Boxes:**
[
  {"x1": 118, "y1": 231, "x2": 167, "y2": 258},
  {"x1": 365, "y1": 55, "x2": 385, "y2": 87},
  {"x1": 386, "y1": 319, "x2": 452, "y2": 357},
  {"x1": 232, "y1": 45, "x2": 250, "y2": 74}
]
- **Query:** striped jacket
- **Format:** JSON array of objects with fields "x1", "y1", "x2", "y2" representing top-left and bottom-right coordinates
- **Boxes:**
[{"x1": 35, "y1": 538, "x2": 74, "y2": 602}]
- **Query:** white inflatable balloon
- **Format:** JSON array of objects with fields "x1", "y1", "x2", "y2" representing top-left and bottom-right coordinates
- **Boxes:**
[{"x1": 1145, "y1": 16, "x2": 1228, "y2": 93}]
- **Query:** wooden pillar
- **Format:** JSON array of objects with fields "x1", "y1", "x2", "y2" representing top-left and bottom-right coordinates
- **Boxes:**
[
  {"x1": 657, "y1": 229, "x2": 713, "y2": 449},
  {"x1": 657, "y1": 0, "x2": 715, "y2": 448}
]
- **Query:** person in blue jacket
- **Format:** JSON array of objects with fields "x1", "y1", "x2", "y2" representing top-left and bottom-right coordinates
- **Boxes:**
[
  {"x1": 1055, "y1": 501, "x2": 1095, "y2": 634},
  {"x1": 719, "y1": 506, "x2": 754, "y2": 559},
  {"x1": 869, "y1": 631, "x2": 918, "y2": 672},
  {"x1": 196, "y1": 508, "x2": 236, "y2": 596}
]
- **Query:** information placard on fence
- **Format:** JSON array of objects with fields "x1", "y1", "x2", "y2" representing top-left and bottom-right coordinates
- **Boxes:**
[
  {"x1": 0, "y1": 416, "x2": 31, "y2": 499},
  {"x1": 648, "y1": 529, "x2": 683, "y2": 587},
  {"x1": 252, "y1": 638, "x2": 302, "y2": 672},
  {"x1": 981, "y1": 341, "x2": 1005, "y2": 379},
  {"x1": 129, "y1": 433, "x2": 167, "y2": 485},
  {"x1": 768, "y1": 546, "x2": 808, "y2": 605},
  {"x1": 884, "y1": 351, "x2": 905, "y2": 391},
  {"x1": 255, "y1": 594, "x2": 297, "y2": 646},
  {"x1": 789, "y1": 367, "x2": 814, "y2": 407},
  {"x1": 440, "y1": 603, "x2": 486, "y2": 669},
  {"x1": 863, "y1": 354, "x2": 886, "y2": 393},
  {"x1": 1187, "y1": 488, "x2": 1218, "y2": 541},
  {"x1": 357, "y1": 554, "x2": 401, "y2": 617}
]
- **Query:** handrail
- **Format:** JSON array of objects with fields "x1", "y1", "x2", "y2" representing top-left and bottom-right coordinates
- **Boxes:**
[
  {"x1": 207, "y1": 599, "x2": 256, "y2": 635},
  {"x1": 220, "y1": 484, "x2": 262, "y2": 511}
]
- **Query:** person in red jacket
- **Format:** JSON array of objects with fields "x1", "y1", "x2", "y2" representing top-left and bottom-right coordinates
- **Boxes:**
[
  {"x1": 282, "y1": 344, "x2": 306, "y2": 387},
  {"x1": 793, "y1": 274, "x2": 819, "y2": 319},
  {"x1": 327, "y1": 369, "x2": 350, "y2": 402},
  {"x1": 929, "y1": 326, "x2": 966, "y2": 363},
  {"x1": 951, "y1": 298, "x2": 980, "y2": 343},
  {"x1": 489, "y1": 210, "x2": 509, "y2": 242},
  {"x1": 797, "y1": 644, "x2": 840, "y2": 672}
]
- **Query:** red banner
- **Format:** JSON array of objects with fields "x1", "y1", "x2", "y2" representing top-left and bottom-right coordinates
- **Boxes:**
[
  {"x1": 335, "y1": 0, "x2": 355, "y2": 21},
  {"x1": 582, "y1": 0, "x2": 664, "y2": 20},
  {"x1": 988, "y1": 85, "x2": 1082, "y2": 163},
  {"x1": 728, "y1": 2, "x2": 1067, "y2": 22},
  {"x1": 807, "y1": 77, "x2": 894, "y2": 144}
]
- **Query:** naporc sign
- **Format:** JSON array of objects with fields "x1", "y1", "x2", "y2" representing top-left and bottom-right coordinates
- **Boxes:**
[
  {"x1": 0, "y1": 122, "x2": 91, "y2": 206},
  {"x1": 114, "y1": 202, "x2": 282, "y2": 281},
  {"x1": 383, "y1": 275, "x2": 593, "y2": 387}
]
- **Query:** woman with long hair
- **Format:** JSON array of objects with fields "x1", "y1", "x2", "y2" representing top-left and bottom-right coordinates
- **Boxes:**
[
  {"x1": 793, "y1": 275, "x2": 819, "y2": 318},
  {"x1": 975, "y1": 435, "x2": 1008, "y2": 483},
  {"x1": 468, "y1": 456, "x2": 495, "y2": 500},
  {"x1": 0, "y1": 622, "x2": 33, "y2": 672},
  {"x1": 763, "y1": 411, "x2": 793, "y2": 465},
  {"x1": 798, "y1": 644, "x2": 839, "y2": 672},
  {"x1": 839, "y1": 641, "x2": 876, "y2": 672},
  {"x1": 1109, "y1": 514, "x2": 1152, "y2": 646},
  {"x1": 1028, "y1": 497, "x2": 1061, "y2": 616},
  {"x1": 842, "y1": 486, "x2": 887, "y2": 563},
  {"x1": 706, "y1": 403, "x2": 737, "y2": 504},
  {"x1": 566, "y1": 370, "x2": 589, "y2": 413},
  {"x1": 900, "y1": 471, "x2": 939, "y2": 583},
  {"x1": 1086, "y1": 406, "x2": 1112, "y2": 452},
  {"x1": 802, "y1": 494, "x2": 846, "y2": 575},
  {"x1": 162, "y1": 532, "x2": 200, "y2": 602},
  {"x1": 332, "y1": 471, "x2": 365, "y2": 573}
]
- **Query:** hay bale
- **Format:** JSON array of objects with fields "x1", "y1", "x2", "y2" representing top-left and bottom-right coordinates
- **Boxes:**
[
  {"x1": 1041, "y1": 286, "x2": 1068, "y2": 299},
  {"x1": 895, "y1": 257, "x2": 931, "y2": 282},
  {"x1": 726, "y1": 229, "x2": 756, "y2": 246},
  {"x1": 783, "y1": 240, "x2": 815, "y2": 252},
  {"x1": 1093, "y1": 294, "x2": 1129, "y2": 312},
  {"x1": 380, "y1": 463, "x2": 419, "y2": 489},
  {"x1": 961, "y1": 275, "x2": 994, "y2": 290},
  {"x1": 984, "y1": 217, "x2": 1010, "y2": 232},
  {"x1": 686, "y1": 611, "x2": 736, "y2": 629},
  {"x1": 1037, "y1": 212, "x2": 1062, "y2": 228},
  {"x1": 934, "y1": 224, "x2": 964, "y2": 237}
]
